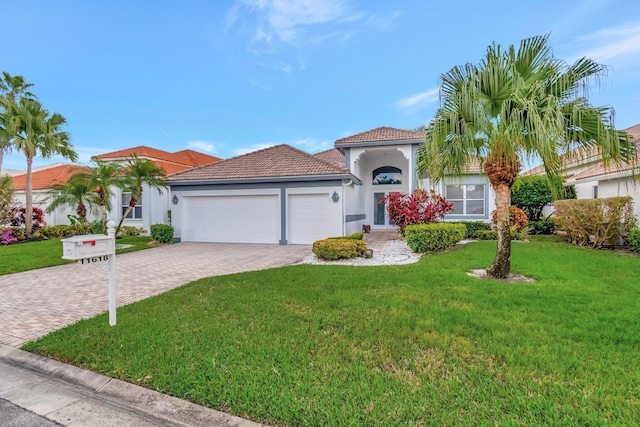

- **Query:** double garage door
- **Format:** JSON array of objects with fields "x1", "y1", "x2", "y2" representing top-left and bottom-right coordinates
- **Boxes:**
[{"x1": 181, "y1": 192, "x2": 339, "y2": 244}]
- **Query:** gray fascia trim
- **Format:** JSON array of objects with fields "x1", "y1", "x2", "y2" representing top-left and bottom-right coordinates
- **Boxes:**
[
  {"x1": 344, "y1": 148, "x2": 350, "y2": 170},
  {"x1": 345, "y1": 214, "x2": 366, "y2": 223},
  {"x1": 169, "y1": 173, "x2": 360, "y2": 187},
  {"x1": 169, "y1": 179, "x2": 346, "y2": 192},
  {"x1": 279, "y1": 187, "x2": 287, "y2": 245},
  {"x1": 334, "y1": 138, "x2": 423, "y2": 149}
]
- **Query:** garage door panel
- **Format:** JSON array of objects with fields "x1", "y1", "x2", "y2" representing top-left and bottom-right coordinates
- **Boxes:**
[
  {"x1": 288, "y1": 193, "x2": 339, "y2": 244},
  {"x1": 183, "y1": 195, "x2": 279, "y2": 244}
]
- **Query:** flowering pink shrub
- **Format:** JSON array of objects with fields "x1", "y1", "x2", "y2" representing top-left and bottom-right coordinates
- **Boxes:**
[
  {"x1": 10, "y1": 207, "x2": 46, "y2": 229},
  {"x1": 382, "y1": 190, "x2": 454, "y2": 235},
  {"x1": 0, "y1": 228, "x2": 17, "y2": 245}
]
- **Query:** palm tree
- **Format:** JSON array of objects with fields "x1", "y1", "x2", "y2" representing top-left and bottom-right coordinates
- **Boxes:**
[
  {"x1": 6, "y1": 98, "x2": 77, "y2": 237},
  {"x1": 0, "y1": 72, "x2": 35, "y2": 175},
  {"x1": 416, "y1": 34, "x2": 637, "y2": 279},
  {"x1": 45, "y1": 170, "x2": 98, "y2": 221},
  {"x1": 75, "y1": 160, "x2": 124, "y2": 225},
  {"x1": 116, "y1": 155, "x2": 167, "y2": 235}
]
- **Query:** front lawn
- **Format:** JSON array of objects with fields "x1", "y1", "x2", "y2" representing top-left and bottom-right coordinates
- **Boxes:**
[
  {"x1": 23, "y1": 237, "x2": 640, "y2": 425},
  {"x1": 0, "y1": 235, "x2": 155, "y2": 275}
]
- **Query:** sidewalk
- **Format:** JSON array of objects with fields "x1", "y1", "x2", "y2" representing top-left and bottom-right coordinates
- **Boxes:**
[{"x1": 0, "y1": 344, "x2": 262, "y2": 427}]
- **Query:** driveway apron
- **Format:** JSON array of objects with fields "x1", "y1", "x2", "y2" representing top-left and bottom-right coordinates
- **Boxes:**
[{"x1": 0, "y1": 242, "x2": 311, "y2": 347}]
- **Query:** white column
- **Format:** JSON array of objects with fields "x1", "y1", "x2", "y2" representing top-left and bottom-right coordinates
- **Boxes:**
[{"x1": 107, "y1": 221, "x2": 117, "y2": 326}]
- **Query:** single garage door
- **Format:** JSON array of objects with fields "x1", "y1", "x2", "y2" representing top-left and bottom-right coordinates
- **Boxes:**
[
  {"x1": 182, "y1": 195, "x2": 280, "y2": 243},
  {"x1": 288, "y1": 193, "x2": 339, "y2": 244}
]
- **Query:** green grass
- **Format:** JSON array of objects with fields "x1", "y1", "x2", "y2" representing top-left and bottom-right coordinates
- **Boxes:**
[
  {"x1": 0, "y1": 235, "x2": 155, "y2": 275},
  {"x1": 22, "y1": 237, "x2": 640, "y2": 425}
]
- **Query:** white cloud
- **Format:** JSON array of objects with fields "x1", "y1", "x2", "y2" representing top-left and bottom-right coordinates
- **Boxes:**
[
  {"x1": 396, "y1": 87, "x2": 439, "y2": 115},
  {"x1": 233, "y1": 143, "x2": 276, "y2": 156},
  {"x1": 292, "y1": 137, "x2": 333, "y2": 153},
  {"x1": 186, "y1": 140, "x2": 218, "y2": 154},
  {"x1": 568, "y1": 21, "x2": 640, "y2": 66}
]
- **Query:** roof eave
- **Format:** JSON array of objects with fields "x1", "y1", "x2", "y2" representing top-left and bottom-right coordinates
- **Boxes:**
[
  {"x1": 335, "y1": 139, "x2": 423, "y2": 148},
  {"x1": 169, "y1": 173, "x2": 362, "y2": 187}
]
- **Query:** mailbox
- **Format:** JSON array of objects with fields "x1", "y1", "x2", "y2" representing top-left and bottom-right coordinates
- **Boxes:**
[{"x1": 62, "y1": 234, "x2": 114, "y2": 260}]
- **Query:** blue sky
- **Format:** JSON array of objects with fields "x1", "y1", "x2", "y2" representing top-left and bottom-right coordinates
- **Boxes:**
[{"x1": 2, "y1": 0, "x2": 639, "y2": 170}]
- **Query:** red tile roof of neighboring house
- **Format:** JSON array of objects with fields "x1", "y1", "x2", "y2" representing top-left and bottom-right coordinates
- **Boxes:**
[
  {"x1": 12, "y1": 164, "x2": 90, "y2": 191},
  {"x1": 522, "y1": 124, "x2": 640, "y2": 177},
  {"x1": 313, "y1": 148, "x2": 345, "y2": 167},
  {"x1": 93, "y1": 145, "x2": 221, "y2": 174},
  {"x1": 565, "y1": 123, "x2": 640, "y2": 182},
  {"x1": 169, "y1": 144, "x2": 353, "y2": 181},
  {"x1": 335, "y1": 127, "x2": 424, "y2": 145}
]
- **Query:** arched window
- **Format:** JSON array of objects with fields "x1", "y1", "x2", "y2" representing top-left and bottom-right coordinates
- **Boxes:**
[{"x1": 372, "y1": 166, "x2": 402, "y2": 185}]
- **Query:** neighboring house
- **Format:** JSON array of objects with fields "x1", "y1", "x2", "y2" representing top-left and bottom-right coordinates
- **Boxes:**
[
  {"x1": 168, "y1": 127, "x2": 495, "y2": 245},
  {"x1": 11, "y1": 164, "x2": 90, "y2": 225},
  {"x1": 10, "y1": 147, "x2": 221, "y2": 230},
  {"x1": 523, "y1": 124, "x2": 640, "y2": 219},
  {"x1": 92, "y1": 146, "x2": 221, "y2": 232}
]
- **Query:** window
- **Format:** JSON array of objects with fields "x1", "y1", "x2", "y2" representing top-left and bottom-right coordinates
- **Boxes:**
[
  {"x1": 121, "y1": 193, "x2": 142, "y2": 219},
  {"x1": 593, "y1": 186, "x2": 598, "y2": 198},
  {"x1": 372, "y1": 166, "x2": 402, "y2": 185},
  {"x1": 445, "y1": 184, "x2": 485, "y2": 215}
]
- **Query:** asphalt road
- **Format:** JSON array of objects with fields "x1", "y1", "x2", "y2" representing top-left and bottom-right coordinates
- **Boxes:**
[{"x1": 0, "y1": 398, "x2": 63, "y2": 427}]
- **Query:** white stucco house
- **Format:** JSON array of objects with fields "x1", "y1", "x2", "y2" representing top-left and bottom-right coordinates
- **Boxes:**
[
  {"x1": 168, "y1": 127, "x2": 496, "y2": 245},
  {"x1": 523, "y1": 123, "x2": 640, "y2": 219}
]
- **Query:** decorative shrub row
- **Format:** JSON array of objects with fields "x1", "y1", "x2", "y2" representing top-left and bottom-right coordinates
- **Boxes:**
[
  {"x1": 404, "y1": 223, "x2": 466, "y2": 253},
  {"x1": 554, "y1": 197, "x2": 636, "y2": 248},
  {"x1": 313, "y1": 236, "x2": 368, "y2": 260},
  {"x1": 626, "y1": 228, "x2": 640, "y2": 253},
  {"x1": 475, "y1": 230, "x2": 498, "y2": 240},
  {"x1": 150, "y1": 224, "x2": 174, "y2": 244},
  {"x1": 449, "y1": 221, "x2": 492, "y2": 238},
  {"x1": 528, "y1": 219, "x2": 555, "y2": 235},
  {"x1": 118, "y1": 226, "x2": 147, "y2": 236}
]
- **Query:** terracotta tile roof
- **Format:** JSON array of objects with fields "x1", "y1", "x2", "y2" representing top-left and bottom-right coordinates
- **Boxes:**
[
  {"x1": 12, "y1": 164, "x2": 90, "y2": 191},
  {"x1": 335, "y1": 127, "x2": 424, "y2": 145},
  {"x1": 168, "y1": 144, "x2": 352, "y2": 181},
  {"x1": 313, "y1": 148, "x2": 345, "y2": 167},
  {"x1": 93, "y1": 145, "x2": 221, "y2": 174},
  {"x1": 563, "y1": 123, "x2": 640, "y2": 182}
]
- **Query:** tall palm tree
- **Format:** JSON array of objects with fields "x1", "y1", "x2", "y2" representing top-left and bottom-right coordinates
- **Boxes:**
[
  {"x1": 0, "y1": 72, "x2": 35, "y2": 175},
  {"x1": 45, "y1": 171, "x2": 98, "y2": 221},
  {"x1": 116, "y1": 155, "x2": 167, "y2": 235},
  {"x1": 6, "y1": 98, "x2": 77, "y2": 237},
  {"x1": 416, "y1": 34, "x2": 637, "y2": 279}
]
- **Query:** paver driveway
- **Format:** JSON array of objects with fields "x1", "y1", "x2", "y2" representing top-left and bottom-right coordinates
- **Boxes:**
[{"x1": 0, "y1": 243, "x2": 311, "y2": 347}]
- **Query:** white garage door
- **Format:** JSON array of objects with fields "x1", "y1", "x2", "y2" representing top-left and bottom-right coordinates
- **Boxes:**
[
  {"x1": 182, "y1": 195, "x2": 280, "y2": 244},
  {"x1": 288, "y1": 193, "x2": 339, "y2": 244}
]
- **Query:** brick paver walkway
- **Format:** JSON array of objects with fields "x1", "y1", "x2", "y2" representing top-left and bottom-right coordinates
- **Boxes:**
[{"x1": 0, "y1": 243, "x2": 311, "y2": 347}]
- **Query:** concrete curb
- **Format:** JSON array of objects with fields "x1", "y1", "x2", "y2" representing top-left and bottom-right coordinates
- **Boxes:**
[{"x1": 0, "y1": 344, "x2": 262, "y2": 427}]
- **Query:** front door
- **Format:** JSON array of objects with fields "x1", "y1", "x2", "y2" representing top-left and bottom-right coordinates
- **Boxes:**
[{"x1": 374, "y1": 192, "x2": 398, "y2": 228}]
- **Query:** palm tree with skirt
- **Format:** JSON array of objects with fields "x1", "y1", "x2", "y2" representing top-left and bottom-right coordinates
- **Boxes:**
[
  {"x1": 416, "y1": 34, "x2": 637, "y2": 279},
  {"x1": 45, "y1": 170, "x2": 98, "y2": 222},
  {"x1": 74, "y1": 160, "x2": 124, "y2": 228},
  {"x1": 5, "y1": 98, "x2": 77, "y2": 238}
]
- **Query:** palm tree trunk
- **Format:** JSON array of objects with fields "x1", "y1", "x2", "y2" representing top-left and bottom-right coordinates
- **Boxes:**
[
  {"x1": 116, "y1": 198, "x2": 137, "y2": 235},
  {"x1": 25, "y1": 156, "x2": 33, "y2": 238},
  {"x1": 487, "y1": 183, "x2": 512, "y2": 279}
]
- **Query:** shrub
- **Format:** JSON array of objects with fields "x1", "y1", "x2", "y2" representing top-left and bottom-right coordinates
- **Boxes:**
[
  {"x1": 626, "y1": 228, "x2": 640, "y2": 253},
  {"x1": 313, "y1": 238, "x2": 368, "y2": 260},
  {"x1": 383, "y1": 190, "x2": 454, "y2": 235},
  {"x1": 10, "y1": 207, "x2": 46, "y2": 229},
  {"x1": 404, "y1": 223, "x2": 465, "y2": 253},
  {"x1": 150, "y1": 224, "x2": 174, "y2": 244},
  {"x1": 475, "y1": 230, "x2": 498, "y2": 240},
  {"x1": 529, "y1": 219, "x2": 555, "y2": 235},
  {"x1": 327, "y1": 232, "x2": 364, "y2": 241},
  {"x1": 554, "y1": 197, "x2": 636, "y2": 248},
  {"x1": 0, "y1": 228, "x2": 17, "y2": 245},
  {"x1": 0, "y1": 176, "x2": 14, "y2": 226},
  {"x1": 118, "y1": 226, "x2": 147, "y2": 236},
  {"x1": 449, "y1": 221, "x2": 492, "y2": 238},
  {"x1": 40, "y1": 225, "x2": 75, "y2": 238},
  {"x1": 491, "y1": 206, "x2": 528, "y2": 230},
  {"x1": 511, "y1": 175, "x2": 576, "y2": 221}
]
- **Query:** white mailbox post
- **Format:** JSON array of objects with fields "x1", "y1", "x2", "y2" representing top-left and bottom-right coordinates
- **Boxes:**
[{"x1": 62, "y1": 221, "x2": 118, "y2": 325}]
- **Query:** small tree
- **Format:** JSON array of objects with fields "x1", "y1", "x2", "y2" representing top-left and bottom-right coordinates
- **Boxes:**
[
  {"x1": 46, "y1": 171, "x2": 98, "y2": 221},
  {"x1": 0, "y1": 175, "x2": 15, "y2": 225},
  {"x1": 382, "y1": 189, "x2": 453, "y2": 235},
  {"x1": 511, "y1": 176, "x2": 576, "y2": 221}
]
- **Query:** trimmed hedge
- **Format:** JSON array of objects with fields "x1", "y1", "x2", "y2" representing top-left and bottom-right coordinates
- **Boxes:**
[
  {"x1": 404, "y1": 223, "x2": 466, "y2": 253},
  {"x1": 449, "y1": 221, "x2": 492, "y2": 238},
  {"x1": 313, "y1": 238, "x2": 368, "y2": 260},
  {"x1": 150, "y1": 224, "x2": 174, "y2": 244},
  {"x1": 529, "y1": 219, "x2": 555, "y2": 235},
  {"x1": 118, "y1": 226, "x2": 147, "y2": 236},
  {"x1": 475, "y1": 230, "x2": 498, "y2": 240}
]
